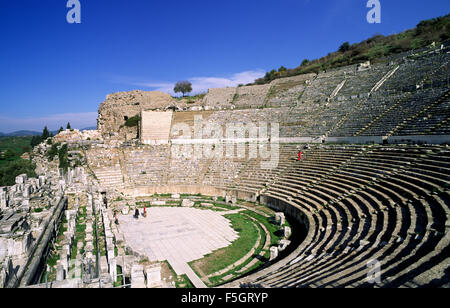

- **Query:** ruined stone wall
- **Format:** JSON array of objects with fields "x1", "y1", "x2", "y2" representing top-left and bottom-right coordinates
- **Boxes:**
[
  {"x1": 234, "y1": 84, "x2": 271, "y2": 108},
  {"x1": 84, "y1": 146, "x2": 124, "y2": 189},
  {"x1": 122, "y1": 146, "x2": 170, "y2": 187},
  {"x1": 267, "y1": 73, "x2": 316, "y2": 107},
  {"x1": 202, "y1": 87, "x2": 237, "y2": 109},
  {"x1": 0, "y1": 138, "x2": 94, "y2": 288},
  {"x1": 53, "y1": 129, "x2": 102, "y2": 144},
  {"x1": 98, "y1": 91, "x2": 176, "y2": 139}
]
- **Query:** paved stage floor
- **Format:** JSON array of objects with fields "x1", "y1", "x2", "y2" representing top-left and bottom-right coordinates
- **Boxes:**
[{"x1": 118, "y1": 207, "x2": 239, "y2": 287}]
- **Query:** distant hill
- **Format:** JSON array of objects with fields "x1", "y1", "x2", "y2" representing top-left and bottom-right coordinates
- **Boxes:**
[
  {"x1": 0, "y1": 130, "x2": 41, "y2": 137},
  {"x1": 0, "y1": 126, "x2": 97, "y2": 137}
]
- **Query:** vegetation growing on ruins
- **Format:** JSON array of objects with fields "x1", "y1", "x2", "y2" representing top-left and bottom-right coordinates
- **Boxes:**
[
  {"x1": 244, "y1": 210, "x2": 289, "y2": 246},
  {"x1": 255, "y1": 14, "x2": 450, "y2": 84},
  {"x1": 58, "y1": 144, "x2": 69, "y2": 171},
  {"x1": 189, "y1": 213, "x2": 259, "y2": 277},
  {"x1": 42, "y1": 214, "x2": 69, "y2": 282},
  {"x1": 123, "y1": 115, "x2": 141, "y2": 128},
  {"x1": 30, "y1": 127, "x2": 54, "y2": 148},
  {"x1": 71, "y1": 205, "x2": 87, "y2": 258},
  {"x1": 45, "y1": 142, "x2": 70, "y2": 172},
  {"x1": 162, "y1": 261, "x2": 194, "y2": 288},
  {"x1": 175, "y1": 274, "x2": 194, "y2": 288},
  {"x1": 46, "y1": 143, "x2": 60, "y2": 160}
]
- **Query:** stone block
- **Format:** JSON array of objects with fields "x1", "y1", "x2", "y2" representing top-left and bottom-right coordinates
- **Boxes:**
[
  {"x1": 151, "y1": 201, "x2": 166, "y2": 206},
  {"x1": 100, "y1": 256, "x2": 109, "y2": 274},
  {"x1": 15, "y1": 174, "x2": 27, "y2": 185},
  {"x1": 85, "y1": 242, "x2": 94, "y2": 253},
  {"x1": 38, "y1": 176, "x2": 46, "y2": 188},
  {"x1": 278, "y1": 239, "x2": 291, "y2": 252},
  {"x1": 107, "y1": 250, "x2": 115, "y2": 261},
  {"x1": 106, "y1": 237, "x2": 114, "y2": 250},
  {"x1": 109, "y1": 258, "x2": 117, "y2": 283},
  {"x1": 0, "y1": 267, "x2": 6, "y2": 288},
  {"x1": 181, "y1": 199, "x2": 194, "y2": 208},
  {"x1": 146, "y1": 266, "x2": 162, "y2": 288},
  {"x1": 56, "y1": 264, "x2": 65, "y2": 281},
  {"x1": 0, "y1": 190, "x2": 7, "y2": 209},
  {"x1": 60, "y1": 255, "x2": 69, "y2": 272},
  {"x1": 22, "y1": 185, "x2": 31, "y2": 198},
  {"x1": 283, "y1": 226, "x2": 292, "y2": 239},
  {"x1": 131, "y1": 264, "x2": 146, "y2": 288},
  {"x1": 275, "y1": 213, "x2": 285, "y2": 226},
  {"x1": 270, "y1": 246, "x2": 279, "y2": 261}
]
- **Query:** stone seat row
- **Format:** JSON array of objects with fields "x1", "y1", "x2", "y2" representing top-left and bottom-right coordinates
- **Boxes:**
[{"x1": 226, "y1": 145, "x2": 449, "y2": 288}]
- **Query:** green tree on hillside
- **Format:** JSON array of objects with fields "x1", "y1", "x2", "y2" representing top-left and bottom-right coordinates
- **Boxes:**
[
  {"x1": 339, "y1": 42, "x2": 351, "y2": 53},
  {"x1": 278, "y1": 66, "x2": 287, "y2": 73},
  {"x1": 174, "y1": 81, "x2": 193, "y2": 97},
  {"x1": 31, "y1": 135, "x2": 42, "y2": 148},
  {"x1": 66, "y1": 122, "x2": 72, "y2": 130},
  {"x1": 42, "y1": 126, "x2": 50, "y2": 140},
  {"x1": 58, "y1": 144, "x2": 69, "y2": 171},
  {"x1": 264, "y1": 70, "x2": 277, "y2": 82}
]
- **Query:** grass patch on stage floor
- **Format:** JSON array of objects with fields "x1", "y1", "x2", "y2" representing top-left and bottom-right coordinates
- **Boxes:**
[{"x1": 189, "y1": 213, "x2": 259, "y2": 278}]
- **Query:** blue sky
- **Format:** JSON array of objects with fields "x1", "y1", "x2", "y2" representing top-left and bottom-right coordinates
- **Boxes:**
[{"x1": 0, "y1": 0, "x2": 448, "y2": 133}]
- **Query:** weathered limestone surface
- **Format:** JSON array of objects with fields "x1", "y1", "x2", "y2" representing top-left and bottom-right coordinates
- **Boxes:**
[
  {"x1": 181, "y1": 199, "x2": 194, "y2": 208},
  {"x1": 202, "y1": 87, "x2": 237, "y2": 108},
  {"x1": 98, "y1": 91, "x2": 175, "y2": 139},
  {"x1": 140, "y1": 111, "x2": 173, "y2": 144},
  {"x1": 53, "y1": 129, "x2": 101, "y2": 144},
  {"x1": 235, "y1": 84, "x2": 271, "y2": 108}
]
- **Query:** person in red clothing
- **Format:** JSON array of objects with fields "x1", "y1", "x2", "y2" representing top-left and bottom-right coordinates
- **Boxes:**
[{"x1": 298, "y1": 151, "x2": 302, "y2": 161}]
